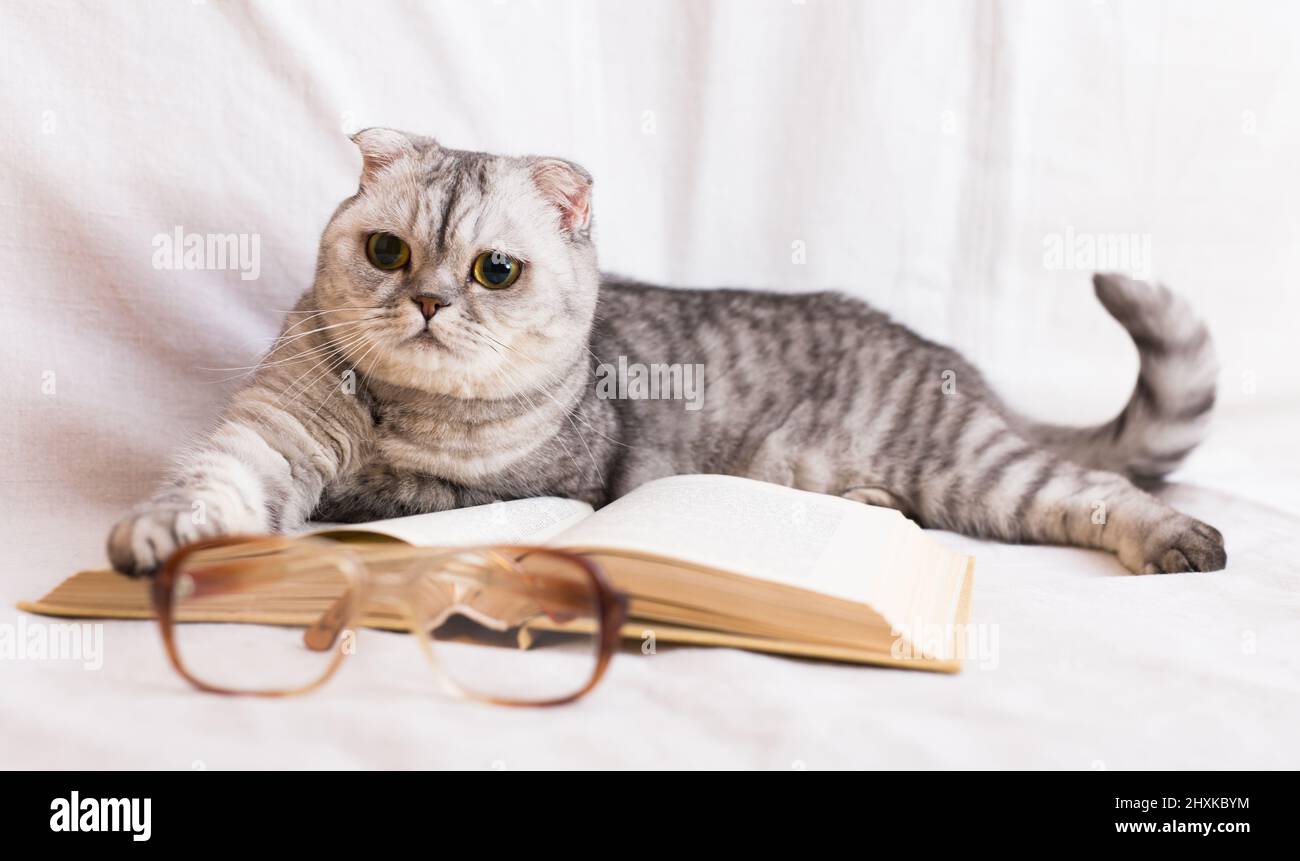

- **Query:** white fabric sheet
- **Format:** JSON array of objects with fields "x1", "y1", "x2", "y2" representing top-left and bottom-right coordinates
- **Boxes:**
[{"x1": 1, "y1": 0, "x2": 1298, "y2": 769}]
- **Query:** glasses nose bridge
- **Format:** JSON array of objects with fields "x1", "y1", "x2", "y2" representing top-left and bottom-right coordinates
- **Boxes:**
[
  {"x1": 362, "y1": 554, "x2": 468, "y2": 609},
  {"x1": 364, "y1": 567, "x2": 424, "y2": 603}
]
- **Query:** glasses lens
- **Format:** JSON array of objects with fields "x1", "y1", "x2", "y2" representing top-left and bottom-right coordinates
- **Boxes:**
[
  {"x1": 408, "y1": 548, "x2": 605, "y2": 704},
  {"x1": 168, "y1": 539, "x2": 362, "y2": 694}
]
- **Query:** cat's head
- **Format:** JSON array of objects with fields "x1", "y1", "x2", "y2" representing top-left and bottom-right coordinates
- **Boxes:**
[{"x1": 312, "y1": 128, "x2": 599, "y2": 398}]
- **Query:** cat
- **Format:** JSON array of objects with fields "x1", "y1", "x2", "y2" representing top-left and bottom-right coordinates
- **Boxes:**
[{"x1": 108, "y1": 128, "x2": 1226, "y2": 577}]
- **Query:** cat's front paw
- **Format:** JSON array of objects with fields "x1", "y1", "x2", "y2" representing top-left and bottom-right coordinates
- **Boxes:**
[
  {"x1": 106, "y1": 498, "x2": 260, "y2": 577},
  {"x1": 1122, "y1": 515, "x2": 1227, "y2": 574}
]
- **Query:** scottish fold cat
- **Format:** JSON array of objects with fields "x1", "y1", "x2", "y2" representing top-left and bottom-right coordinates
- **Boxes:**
[{"x1": 108, "y1": 129, "x2": 1225, "y2": 576}]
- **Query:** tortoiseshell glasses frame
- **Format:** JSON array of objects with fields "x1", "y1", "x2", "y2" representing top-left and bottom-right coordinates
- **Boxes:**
[{"x1": 152, "y1": 535, "x2": 628, "y2": 706}]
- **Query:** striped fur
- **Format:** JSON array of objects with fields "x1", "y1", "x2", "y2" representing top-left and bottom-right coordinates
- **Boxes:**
[
  {"x1": 108, "y1": 130, "x2": 1226, "y2": 576},
  {"x1": 1022, "y1": 273, "x2": 1219, "y2": 484}
]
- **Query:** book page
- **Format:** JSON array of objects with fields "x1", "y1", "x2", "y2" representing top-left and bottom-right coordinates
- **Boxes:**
[
  {"x1": 551, "y1": 474, "x2": 909, "y2": 605},
  {"x1": 305, "y1": 497, "x2": 593, "y2": 547}
]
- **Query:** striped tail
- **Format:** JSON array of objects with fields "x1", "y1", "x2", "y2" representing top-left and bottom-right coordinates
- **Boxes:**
[{"x1": 1023, "y1": 273, "x2": 1218, "y2": 484}]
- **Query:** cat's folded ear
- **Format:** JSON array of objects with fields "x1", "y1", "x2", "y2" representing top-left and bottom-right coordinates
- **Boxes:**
[
  {"x1": 530, "y1": 157, "x2": 593, "y2": 236},
  {"x1": 351, "y1": 127, "x2": 429, "y2": 185}
]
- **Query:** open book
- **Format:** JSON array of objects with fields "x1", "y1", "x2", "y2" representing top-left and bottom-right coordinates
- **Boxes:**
[{"x1": 21, "y1": 475, "x2": 975, "y2": 672}]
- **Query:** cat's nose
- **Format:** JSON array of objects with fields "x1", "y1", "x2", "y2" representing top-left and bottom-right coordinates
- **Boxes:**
[{"x1": 412, "y1": 293, "x2": 450, "y2": 321}]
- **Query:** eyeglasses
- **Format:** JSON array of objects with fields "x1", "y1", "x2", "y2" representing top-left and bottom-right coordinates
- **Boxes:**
[{"x1": 152, "y1": 536, "x2": 628, "y2": 706}]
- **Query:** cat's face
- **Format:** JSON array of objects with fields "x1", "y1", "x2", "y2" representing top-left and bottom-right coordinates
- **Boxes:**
[{"x1": 312, "y1": 128, "x2": 599, "y2": 398}]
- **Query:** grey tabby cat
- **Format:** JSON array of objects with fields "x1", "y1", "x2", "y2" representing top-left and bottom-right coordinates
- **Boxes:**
[{"x1": 108, "y1": 128, "x2": 1226, "y2": 576}]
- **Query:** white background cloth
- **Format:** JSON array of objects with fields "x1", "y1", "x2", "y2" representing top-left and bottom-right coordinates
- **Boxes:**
[{"x1": 1, "y1": 0, "x2": 1297, "y2": 769}]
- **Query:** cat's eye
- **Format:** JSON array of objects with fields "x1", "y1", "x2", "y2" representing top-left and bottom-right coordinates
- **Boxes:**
[
  {"x1": 471, "y1": 250, "x2": 523, "y2": 289},
  {"x1": 366, "y1": 233, "x2": 410, "y2": 270}
]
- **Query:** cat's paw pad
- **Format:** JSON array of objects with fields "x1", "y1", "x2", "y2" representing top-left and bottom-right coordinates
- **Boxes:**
[{"x1": 1133, "y1": 517, "x2": 1226, "y2": 574}]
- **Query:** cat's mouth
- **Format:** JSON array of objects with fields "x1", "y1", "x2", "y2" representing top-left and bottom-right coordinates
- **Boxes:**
[{"x1": 408, "y1": 327, "x2": 452, "y2": 352}]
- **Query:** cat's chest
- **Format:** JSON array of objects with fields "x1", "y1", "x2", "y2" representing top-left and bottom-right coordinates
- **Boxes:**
[{"x1": 367, "y1": 399, "x2": 555, "y2": 487}]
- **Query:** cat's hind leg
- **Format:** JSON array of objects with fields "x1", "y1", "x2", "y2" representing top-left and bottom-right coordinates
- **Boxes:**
[{"x1": 909, "y1": 410, "x2": 1225, "y2": 573}]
